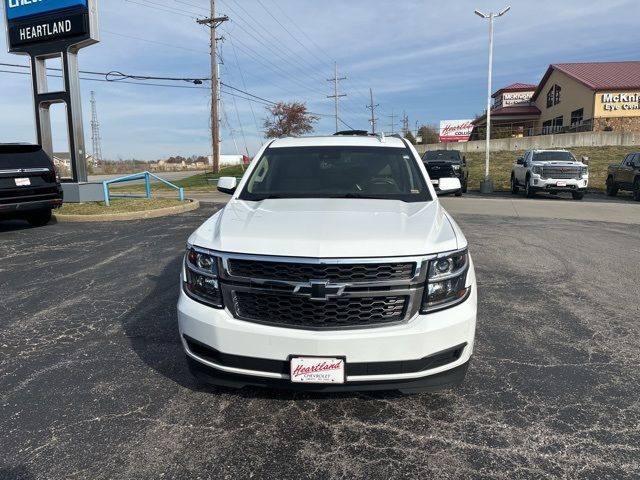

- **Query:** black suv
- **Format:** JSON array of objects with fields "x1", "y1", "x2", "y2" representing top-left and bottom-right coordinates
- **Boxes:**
[
  {"x1": 422, "y1": 149, "x2": 469, "y2": 196},
  {"x1": 0, "y1": 144, "x2": 63, "y2": 226}
]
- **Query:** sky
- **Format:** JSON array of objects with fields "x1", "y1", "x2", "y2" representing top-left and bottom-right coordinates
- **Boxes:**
[{"x1": 1, "y1": 0, "x2": 639, "y2": 160}]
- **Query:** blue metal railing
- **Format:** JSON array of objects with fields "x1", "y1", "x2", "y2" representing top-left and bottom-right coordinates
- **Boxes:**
[{"x1": 102, "y1": 171, "x2": 185, "y2": 207}]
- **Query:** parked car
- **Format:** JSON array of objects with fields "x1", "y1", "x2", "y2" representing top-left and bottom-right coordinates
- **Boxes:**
[
  {"x1": 178, "y1": 135, "x2": 477, "y2": 393},
  {"x1": 0, "y1": 144, "x2": 63, "y2": 226},
  {"x1": 421, "y1": 149, "x2": 468, "y2": 196},
  {"x1": 511, "y1": 149, "x2": 588, "y2": 200},
  {"x1": 606, "y1": 152, "x2": 640, "y2": 201}
]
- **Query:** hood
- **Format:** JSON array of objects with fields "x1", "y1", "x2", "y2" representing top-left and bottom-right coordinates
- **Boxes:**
[{"x1": 188, "y1": 198, "x2": 459, "y2": 258}]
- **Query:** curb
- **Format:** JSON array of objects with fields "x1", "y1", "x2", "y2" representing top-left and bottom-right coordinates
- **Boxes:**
[{"x1": 53, "y1": 199, "x2": 200, "y2": 222}]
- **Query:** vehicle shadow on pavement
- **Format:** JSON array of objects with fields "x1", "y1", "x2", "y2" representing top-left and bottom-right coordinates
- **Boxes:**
[
  {"x1": 0, "y1": 465, "x2": 35, "y2": 480},
  {"x1": 0, "y1": 219, "x2": 36, "y2": 232},
  {"x1": 121, "y1": 255, "x2": 410, "y2": 401}
]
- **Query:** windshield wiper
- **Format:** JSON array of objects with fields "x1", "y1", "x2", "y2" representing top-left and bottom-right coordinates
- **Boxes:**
[
  {"x1": 330, "y1": 193, "x2": 388, "y2": 199},
  {"x1": 248, "y1": 194, "x2": 285, "y2": 201}
]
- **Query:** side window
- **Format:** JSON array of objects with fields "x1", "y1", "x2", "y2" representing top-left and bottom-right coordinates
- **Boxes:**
[
  {"x1": 554, "y1": 85, "x2": 562, "y2": 105},
  {"x1": 546, "y1": 89, "x2": 553, "y2": 108},
  {"x1": 631, "y1": 154, "x2": 639, "y2": 166},
  {"x1": 525, "y1": 152, "x2": 532, "y2": 164}
]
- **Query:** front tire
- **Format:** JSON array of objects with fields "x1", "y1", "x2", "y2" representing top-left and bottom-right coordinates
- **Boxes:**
[
  {"x1": 605, "y1": 176, "x2": 618, "y2": 197},
  {"x1": 572, "y1": 191, "x2": 585, "y2": 200},
  {"x1": 510, "y1": 175, "x2": 519, "y2": 194},
  {"x1": 525, "y1": 176, "x2": 535, "y2": 198},
  {"x1": 26, "y1": 209, "x2": 52, "y2": 227}
]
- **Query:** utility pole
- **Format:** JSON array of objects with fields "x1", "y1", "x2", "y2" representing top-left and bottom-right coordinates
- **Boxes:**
[
  {"x1": 366, "y1": 88, "x2": 379, "y2": 134},
  {"x1": 388, "y1": 109, "x2": 397, "y2": 134},
  {"x1": 327, "y1": 62, "x2": 346, "y2": 132},
  {"x1": 197, "y1": 1, "x2": 228, "y2": 174},
  {"x1": 89, "y1": 91, "x2": 103, "y2": 165}
]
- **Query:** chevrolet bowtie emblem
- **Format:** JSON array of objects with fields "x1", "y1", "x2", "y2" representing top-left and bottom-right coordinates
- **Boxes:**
[{"x1": 293, "y1": 280, "x2": 347, "y2": 301}]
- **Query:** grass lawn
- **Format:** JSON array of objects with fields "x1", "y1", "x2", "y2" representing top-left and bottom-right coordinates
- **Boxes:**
[
  {"x1": 57, "y1": 198, "x2": 186, "y2": 215},
  {"x1": 464, "y1": 145, "x2": 637, "y2": 192},
  {"x1": 109, "y1": 146, "x2": 637, "y2": 195},
  {"x1": 110, "y1": 165, "x2": 246, "y2": 194}
]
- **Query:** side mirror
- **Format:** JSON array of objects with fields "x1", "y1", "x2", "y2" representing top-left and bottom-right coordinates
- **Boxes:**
[
  {"x1": 516, "y1": 156, "x2": 524, "y2": 165},
  {"x1": 217, "y1": 176, "x2": 238, "y2": 195},
  {"x1": 581, "y1": 156, "x2": 590, "y2": 165},
  {"x1": 438, "y1": 177, "x2": 462, "y2": 193}
]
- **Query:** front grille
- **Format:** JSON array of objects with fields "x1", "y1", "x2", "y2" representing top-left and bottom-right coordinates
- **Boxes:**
[
  {"x1": 425, "y1": 164, "x2": 455, "y2": 179},
  {"x1": 541, "y1": 166, "x2": 581, "y2": 179},
  {"x1": 233, "y1": 291, "x2": 408, "y2": 329},
  {"x1": 227, "y1": 259, "x2": 415, "y2": 283}
]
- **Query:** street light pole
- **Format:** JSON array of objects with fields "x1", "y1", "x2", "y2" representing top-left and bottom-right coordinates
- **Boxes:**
[{"x1": 475, "y1": 6, "x2": 510, "y2": 194}]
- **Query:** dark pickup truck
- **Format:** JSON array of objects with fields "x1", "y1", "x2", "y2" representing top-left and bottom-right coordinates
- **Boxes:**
[
  {"x1": 421, "y1": 149, "x2": 468, "y2": 196},
  {"x1": 606, "y1": 152, "x2": 640, "y2": 201},
  {"x1": 0, "y1": 144, "x2": 63, "y2": 226}
]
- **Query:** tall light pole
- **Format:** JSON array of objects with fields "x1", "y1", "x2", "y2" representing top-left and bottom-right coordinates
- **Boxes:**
[{"x1": 475, "y1": 6, "x2": 510, "y2": 194}]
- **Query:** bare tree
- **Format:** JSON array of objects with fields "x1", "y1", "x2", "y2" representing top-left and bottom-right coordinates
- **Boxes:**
[
  {"x1": 417, "y1": 125, "x2": 440, "y2": 144},
  {"x1": 264, "y1": 102, "x2": 319, "y2": 138}
]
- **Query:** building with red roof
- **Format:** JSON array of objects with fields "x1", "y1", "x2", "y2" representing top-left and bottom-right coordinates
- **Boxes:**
[
  {"x1": 471, "y1": 61, "x2": 640, "y2": 140},
  {"x1": 532, "y1": 61, "x2": 640, "y2": 134}
]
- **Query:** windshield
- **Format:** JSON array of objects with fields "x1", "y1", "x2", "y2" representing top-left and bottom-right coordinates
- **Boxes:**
[
  {"x1": 238, "y1": 146, "x2": 431, "y2": 202},
  {"x1": 532, "y1": 151, "x2": 576, "y2": 162},
  {"x1": 423, "y1": 150, "x2": 461, "y2": 162}
]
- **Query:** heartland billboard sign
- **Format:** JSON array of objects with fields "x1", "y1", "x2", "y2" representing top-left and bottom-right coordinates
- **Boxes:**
[
  {"x1": 3, "y1": 0, "x2": 98, "y2": 53},
  {"x1": 439, "y1": 119, "x2": 474, "y2": 142}
]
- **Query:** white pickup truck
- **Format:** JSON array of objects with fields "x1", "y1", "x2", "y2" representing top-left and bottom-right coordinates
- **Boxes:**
[
  {"x1": 511, "y1": 149, "x2": 589, "y2": 200},
  {"x1": 177, "y1": 134, "x2": 477, "y2": 393}
]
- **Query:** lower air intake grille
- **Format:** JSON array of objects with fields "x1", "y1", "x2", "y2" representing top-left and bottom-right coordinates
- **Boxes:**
[{"x1": 233, "y1": 292, "x2": 408, "y2": 329}]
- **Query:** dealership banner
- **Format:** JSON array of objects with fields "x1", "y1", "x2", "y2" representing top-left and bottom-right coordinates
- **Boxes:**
[{"x1": 439, "y1": 120, "x2": 474, "y2": 142}]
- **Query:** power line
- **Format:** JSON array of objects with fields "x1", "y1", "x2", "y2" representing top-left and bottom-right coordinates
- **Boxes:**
[
  {"x1": 102, "y1": 29, "x2": 209, "y2": 54},
  {"x1": 227, "y1": 33, "x2": 261, "y2": 143},
  {"x1": 124, "y1": 0, "x2": 198, "y2": 18},
  {"x1": 0, "y1": 67, "x2": 209, "y2": 89}
]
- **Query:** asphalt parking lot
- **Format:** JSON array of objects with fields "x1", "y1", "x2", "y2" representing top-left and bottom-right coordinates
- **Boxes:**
[{"x1": 1, "y1": 204, "x2": 639, "y2": 479}]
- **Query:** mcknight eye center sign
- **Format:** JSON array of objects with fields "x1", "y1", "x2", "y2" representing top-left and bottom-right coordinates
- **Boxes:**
[{"x1": 3, "y1": 0, "x2": 97, "y2": 53}]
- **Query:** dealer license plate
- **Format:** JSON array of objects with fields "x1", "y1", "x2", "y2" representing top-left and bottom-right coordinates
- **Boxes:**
[
  {"x1": 431, "y1": 179, "x2": 439, "y2": 185},
  {"x1": 290, "y1": 356, "x2": 345, "y2": 384},
  {"x1": 15, "y1": 178, "x2": 31, "y2": 186},
  {"x1": 556, "y1": 181, "x2": 567, "y2": 187}
]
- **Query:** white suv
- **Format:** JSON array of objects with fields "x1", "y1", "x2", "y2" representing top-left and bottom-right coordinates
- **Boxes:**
[
  {"x1": 177, "y1": 134, "x2": 477, "y2": 393},
  {"x1": 511, "y1": 149, "x2": 589, "y2": 200}
]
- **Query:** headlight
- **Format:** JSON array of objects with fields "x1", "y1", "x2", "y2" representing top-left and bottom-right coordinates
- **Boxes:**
[
  {"x1": 421, "y1": 249, "x2": 470, "y2": 313},
  {"x1": 183, "y1": 247, "x2": 223, "y2": 308},
  {"x1": 452, "y1": 164, "x2": 461, "y2": 171},
  {"x1": 531, "y1": 165, "x2": 543, "y2": 175},
  {"x1": 581, "y1": 167, "x2": 588, "y2": 176}
]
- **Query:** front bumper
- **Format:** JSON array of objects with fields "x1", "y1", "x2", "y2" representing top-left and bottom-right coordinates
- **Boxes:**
[
  {"x1": 177, "y1": 266, "x2": 477, "y2": 392},
  {"x1": 530, "y1": 176, "x2": 588, "y2": 192}
]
